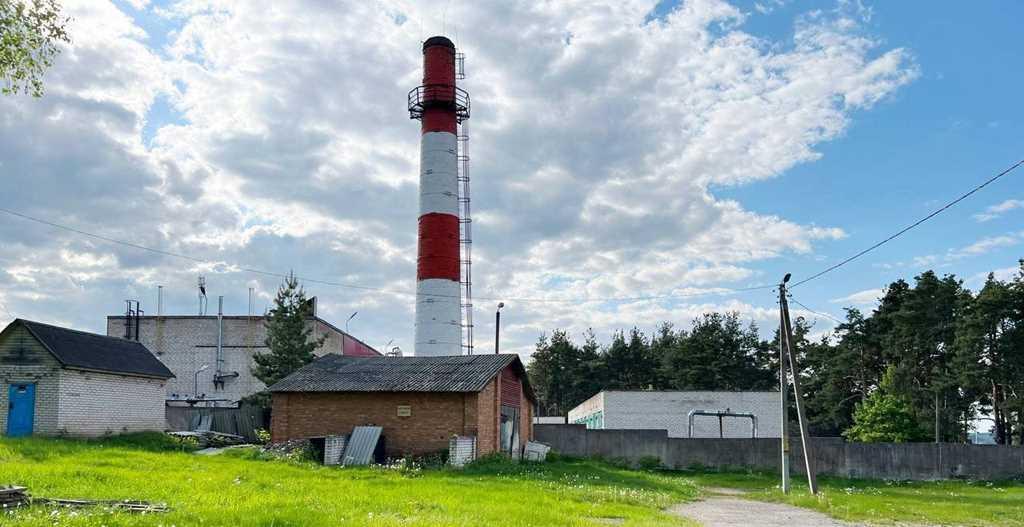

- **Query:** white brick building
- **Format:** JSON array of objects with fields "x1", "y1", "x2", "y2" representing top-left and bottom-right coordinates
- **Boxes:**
[
  {"x1": 567, "y1": 390, "x2": 782, "y2": 438},
  {"x1": 107, "y1": 314, "x2": 380, "y2": 406},
  {"x1": 0, "y1": 319, "x2": 172, "y2": 437}
]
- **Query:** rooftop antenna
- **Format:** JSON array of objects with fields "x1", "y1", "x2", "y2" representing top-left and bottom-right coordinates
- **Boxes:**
[{"x1": 197, "y1": 276, "x2": 207, "y2": 315}]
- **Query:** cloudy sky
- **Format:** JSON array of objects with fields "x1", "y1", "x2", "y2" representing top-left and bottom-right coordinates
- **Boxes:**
[{"x1": 1, "y1": 0, "x2": 1021, "y2": 358}]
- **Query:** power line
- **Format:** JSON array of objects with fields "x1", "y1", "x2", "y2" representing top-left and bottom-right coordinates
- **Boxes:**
[
  {"x1": 791, "y1": 158, "x2": 1024, "y2": 288},
  {"x1": 788, "y1": 296, "x2": 844, "y2": 325},
  {"x1": 0, "y1": 206, "x2": 773, "y2": 305}
]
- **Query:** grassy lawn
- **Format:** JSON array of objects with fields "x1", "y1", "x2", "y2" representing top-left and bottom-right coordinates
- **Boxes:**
[
  {"x1": 3, "y1": 435, "x2": 1023, "y2": 527},
  {"x1": 689, "y1": 470, "x2": 1024, "y2": 527},
  {"x1": 0, "y1": 434, "x2": 700, "y2": 527}
]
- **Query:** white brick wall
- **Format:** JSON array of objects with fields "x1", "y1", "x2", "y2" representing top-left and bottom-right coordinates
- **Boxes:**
[
  {"x1": 0, "y1": 325, "x2": 62, "y2": 435},
  {"x1": 56, "y1": 369, "x2": 167, "y2": 436},
  {"x1": 107, "y1": 316, "x2": 363, "y2": 405},
  {"x1": 570, "y1": 391, "x2": 782, "y2": 438},
  {"x1": 0, "y1": 365, "x2": 62, "y2": 435}
]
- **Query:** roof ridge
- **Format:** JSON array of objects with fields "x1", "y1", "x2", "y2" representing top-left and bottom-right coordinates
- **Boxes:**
[{"x1": 19, "y1": 318, "x2": 133, "y2": 341}]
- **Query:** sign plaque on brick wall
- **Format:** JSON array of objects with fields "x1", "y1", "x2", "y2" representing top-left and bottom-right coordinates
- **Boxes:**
[{"x1": 397, "y1": 405, "x2": 412, "y2": 417}]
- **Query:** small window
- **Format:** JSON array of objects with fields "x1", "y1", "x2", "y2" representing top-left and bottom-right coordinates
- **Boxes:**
[
  {"x1": 397, "y1": 405, "x2": 412, "y2": 417},
  {"x1": 16, "y1": 385, "x2": 27, "y2": 393}
]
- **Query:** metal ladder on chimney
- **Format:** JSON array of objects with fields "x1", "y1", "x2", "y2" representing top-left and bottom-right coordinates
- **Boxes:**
[{"x1": 456, "y1": 52, "x2": 474, "y2": 355}]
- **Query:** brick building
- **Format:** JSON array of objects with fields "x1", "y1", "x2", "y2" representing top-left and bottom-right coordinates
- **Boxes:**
[
  {"x1": 1, "y1": 319, "x2": 173, "y2": 437},
  {"x1": 270, "y1": 354, "x2": 535, "y2": 458},
  {"x1": 107, "y1": 313, "x2": 379, "y2": 406},
  {"x1": 568, "y1": 390, "x2": 782, "y2": 438}
]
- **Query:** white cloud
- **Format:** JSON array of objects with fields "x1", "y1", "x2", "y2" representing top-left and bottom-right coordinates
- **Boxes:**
[
  {"x1": 830, "y1": 288, "x2": 882, "y2": 306},
  {"x1": 952, "y1": 232, "x2": 1022, "y2": 258},
  {"x1": 0, "y1": 0, "x2": 918, "y2": 359},
  {"x1": 973, "y1": 199, "x2": 1024, "y2": 222}
]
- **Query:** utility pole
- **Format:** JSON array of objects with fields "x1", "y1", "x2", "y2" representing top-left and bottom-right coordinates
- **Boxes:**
[
  {"x1": 779, "y1": 274, "x2": 818, "y2": 495},
  {"x1": 778, "y1": 294, "x2": 791, "y2": 494}
]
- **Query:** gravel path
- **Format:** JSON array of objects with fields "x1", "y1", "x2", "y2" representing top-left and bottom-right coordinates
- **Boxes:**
[{"x1": 670, "y1": 496, "x2": 860, "y2": 527}]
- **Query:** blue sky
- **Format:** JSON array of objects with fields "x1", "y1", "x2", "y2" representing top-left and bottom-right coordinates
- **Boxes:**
[
  {"x1": 1, "y1": 0, "x2": 1021, "y2": 355},
  {"x1": 662, "y1": 0, "x2": 1024, "y2": 318}
]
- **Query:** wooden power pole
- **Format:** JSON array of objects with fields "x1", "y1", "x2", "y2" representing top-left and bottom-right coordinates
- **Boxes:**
[{"x1": 779, "y1": 274, "x2": 818, "y2": 495}]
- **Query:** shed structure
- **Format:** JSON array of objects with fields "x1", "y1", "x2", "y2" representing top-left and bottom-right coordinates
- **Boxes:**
[
  {"x1": 0, "y1": 319, "x2": 173, "y2": 437},
  {"x1": 270, "y1": 354, "x2": 535, "y2": 458},
  {"x1": 568, "y1": 390, "x2": 782, "y2": 438}
]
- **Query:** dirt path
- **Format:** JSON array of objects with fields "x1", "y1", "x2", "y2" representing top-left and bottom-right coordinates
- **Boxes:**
[{"x1": 670, "y1": 494, "x2": 859, "y2": 527}]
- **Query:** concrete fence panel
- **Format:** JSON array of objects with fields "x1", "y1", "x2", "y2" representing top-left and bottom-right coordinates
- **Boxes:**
[{"x1": 535, "y1": 424, "x2": 1024, "y2": 481}]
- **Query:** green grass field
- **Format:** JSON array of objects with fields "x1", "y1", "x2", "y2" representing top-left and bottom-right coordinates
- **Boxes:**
[
  {"x1": 0, "y1": 434, "x2": 700, "y2": 527},
  {"x1": 1, "y1": 434, "x2": 1022, "y2": 526},
  {"x1": 690, "y1": 470, "x2": 1024, "y2": 526}
]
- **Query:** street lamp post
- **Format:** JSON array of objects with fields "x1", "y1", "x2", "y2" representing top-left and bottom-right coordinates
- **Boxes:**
[
  {"x1": 495, "y1": 302, "x2": 504, "y2": 354},
  {"x1": 346, "y1": 311, "x2": 358, "y2": 333},
  {"x1": 194, "y1": 364, "x2": 209, "y2": 399}
]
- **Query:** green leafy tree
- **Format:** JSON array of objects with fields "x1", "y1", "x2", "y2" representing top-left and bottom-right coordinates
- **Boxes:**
[
  {"x1": 804, "y1": 308, "x2": 884, "y2": 436},
  {"x1": 957, "y1": 263, "x2": 1024, "y2": 444},
  {"x1": 527, "y1": 329, "x2": 602, "y2": 415},
  {"x1": 661, "y1": 312, "x2": 773, "y2": 391},
  {"x1": 247, "y1": 273, "x2": 325, "y2": 406},
  {"x1": 1, "y1": 0, "x2": 70, "y2": 96},
  {"x1": 601, "y1": 328, "x2": 659, "y2": 390},
  {"x1": 844, "y1": 367, "x2": 929, "y2": 443},
  {"x1": 880, "y1": 271, "x2": 971, "y2": 441}
]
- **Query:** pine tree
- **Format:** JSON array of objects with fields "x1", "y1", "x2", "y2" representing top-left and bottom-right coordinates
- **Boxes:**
[{"x1": 248, "y1": 273, "x2": 325, "y2": 406}]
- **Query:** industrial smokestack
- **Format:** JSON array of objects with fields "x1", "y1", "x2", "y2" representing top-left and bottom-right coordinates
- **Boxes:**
[{"x1": 408, "y1": 36, "x2": 470, "y2": 356}]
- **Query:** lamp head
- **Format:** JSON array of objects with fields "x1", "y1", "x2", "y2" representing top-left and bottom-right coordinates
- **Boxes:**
[{"x1": 782, "y1": 273, "x2": 791, "y2": 284}]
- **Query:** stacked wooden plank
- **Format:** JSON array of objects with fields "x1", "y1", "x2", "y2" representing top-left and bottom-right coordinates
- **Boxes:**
[
  {"x1": 0, "y1": 486, "x2": 29, "y2": 508},
  {"x1": 36, "y1": 498, "x2": 168, "y2": 513}
]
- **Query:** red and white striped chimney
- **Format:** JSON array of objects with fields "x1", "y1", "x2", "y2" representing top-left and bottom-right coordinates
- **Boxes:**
[{"x1": 408, "y1": 36, "x2": 470, "y2": 356}]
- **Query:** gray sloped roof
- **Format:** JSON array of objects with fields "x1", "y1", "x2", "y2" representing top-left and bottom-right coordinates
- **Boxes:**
[
  {"x1": 269, "y1": 354, "x2": 534, "y2": 400},
  {"x1": 12, "y1": 319, "x2": 174, "y2": 379}
]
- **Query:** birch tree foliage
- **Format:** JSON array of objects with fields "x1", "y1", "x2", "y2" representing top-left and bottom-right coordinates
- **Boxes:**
[{"x1": 1, "y1": 0, "x2": 69, "y2": 96}]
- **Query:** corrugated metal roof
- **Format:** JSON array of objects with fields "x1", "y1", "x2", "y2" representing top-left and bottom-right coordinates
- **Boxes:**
[
  {"x1": 269, "y1": 354, "x2": 533, "y2": 399},
  {"x1": 7, "y1": 319, "x2": 174, "y2": 379}
]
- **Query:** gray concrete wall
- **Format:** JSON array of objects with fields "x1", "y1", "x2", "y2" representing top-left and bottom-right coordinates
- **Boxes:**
[{"x1": 536, "y1": 424, "x2": 1024, "y2": 481}]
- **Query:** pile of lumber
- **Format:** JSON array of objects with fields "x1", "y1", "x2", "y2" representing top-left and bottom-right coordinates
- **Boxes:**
[
  {"x1": 167, "y1": 430, "x2": 245, "y2": 448},
  {"x1": 0, "y1": 486, "x2": 29, "y2": 508},
  {"x1": 1, "y1": 486, "x2": 167, "y2": 513},
  {"x1": 36, "y1": 498, "x2": 168, "y2": 513}
]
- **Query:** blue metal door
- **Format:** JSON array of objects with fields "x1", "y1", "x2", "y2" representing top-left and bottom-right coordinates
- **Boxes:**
[{"x1": 6, "y1": 383, "x2": 35, "y2": 437}]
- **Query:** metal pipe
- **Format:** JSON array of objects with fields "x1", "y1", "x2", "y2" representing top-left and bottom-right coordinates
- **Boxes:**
[
  {"x1": 194, "y1": 364, "x2": 209, "y2": 398},
  {"x1": 216, "y1": 296, "x2": 224, "y2": 382},
  {"x1": 495, "y1": 302, "x2": 504, "y2": 354},
  {"x1": 157, "y1": 285, "x2": 163, "y2": 317},
  {"x1": 687, "y1": 409, "x2": 758, "y2": 438}
]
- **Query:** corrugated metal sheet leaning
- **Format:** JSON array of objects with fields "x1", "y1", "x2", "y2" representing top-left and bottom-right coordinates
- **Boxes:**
[{"x1": 342, "y1": 426, "x2": 382, "y2": 466}]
